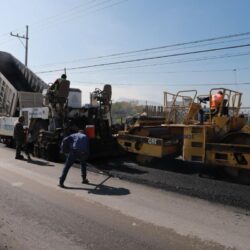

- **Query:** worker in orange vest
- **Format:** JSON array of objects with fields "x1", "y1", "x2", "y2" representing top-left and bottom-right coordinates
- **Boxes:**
[{"x1": 210, "y1": 90, "x2": 223, "y2": 115}]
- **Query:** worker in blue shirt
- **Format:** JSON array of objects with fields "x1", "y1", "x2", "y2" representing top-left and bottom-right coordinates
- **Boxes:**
[{"x1": 59, "y1": 130, "x2": 89, "y2": 188}]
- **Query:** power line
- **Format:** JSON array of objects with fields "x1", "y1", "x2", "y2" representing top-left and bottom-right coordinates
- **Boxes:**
[
  {"x1": 58, "y1": 0, "x2": 128, "y2": 25},
  {"x1": 65, "y1": 31, "x2": 250, "y2": 61},
  {"x1": 36, "y1": 43, "x2": 250, "y2": 74},
  {"x1": 36, "y1": 51, "x2": 250, "y2": 75},
  {"x1": 0, "y1": 1, "x2": 95, "y2": 41},
  {"x1": 31, "y1": 36, "x2": 250, "y2": 69},
  {"x1": 32, "y1": 0, "x2": 113, "y2": 30},
  {"x1": 0, "y1": 0, "x2": 127, "y2": 43},
  {"x1": 38, "y1": 53, "x2": 250, "y2": 74},
  {"x1": 113, "y1": 51, "x2": 250, "y2": 72},
  {"x1": 31, "y1": 0, "x2": 96, "y2": 27},
  {"x1": 76, "y1": 67, "x2": 250, "y2": 75},
  {"x1": 69, "y1": 81, "x2": 250, "y2": 86},
  {"x1": 32, "y1": 32, "x2": 250, "y2": 69},
  {"x1": 31, "y1": 0, "x2": 127, "y2": 34}
]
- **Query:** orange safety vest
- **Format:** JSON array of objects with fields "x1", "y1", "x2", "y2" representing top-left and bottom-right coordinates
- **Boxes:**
[{"x1": 210, "y1": 93, "x2": 223, "y2": 109}]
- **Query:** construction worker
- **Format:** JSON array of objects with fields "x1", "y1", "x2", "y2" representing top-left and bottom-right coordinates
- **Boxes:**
[
  {"x1": 49, "y1": 73, "x2": 67, "y2": 96},
  {"x1": 24, "y1": 129, "x2": 34, "y2": 161},
  {"x1": 210, "y1": 90, "x2": 223, "y2": 115},
  {"x1": 13, "y1": 116, "x2": 26, "y2": 160},
  {"x1": 59, "y1": 130, "x2": 89, "y2": 188},
  {"x1": 47, "y1": 74, "x2": 70, "y2": 130}
]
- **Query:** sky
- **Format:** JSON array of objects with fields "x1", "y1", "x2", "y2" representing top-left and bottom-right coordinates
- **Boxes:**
[{"x1": 0, "y1": 0, "x2": 250, "y2": 106}]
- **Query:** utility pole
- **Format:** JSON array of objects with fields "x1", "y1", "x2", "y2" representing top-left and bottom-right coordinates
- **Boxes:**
[{"x1": 10, "y1": 25, "x2": 29, "y2": 66}]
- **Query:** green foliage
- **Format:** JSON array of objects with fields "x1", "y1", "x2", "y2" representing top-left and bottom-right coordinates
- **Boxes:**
[{"x1": 111, "y1": 101, "x2": 144, "y2": 124}]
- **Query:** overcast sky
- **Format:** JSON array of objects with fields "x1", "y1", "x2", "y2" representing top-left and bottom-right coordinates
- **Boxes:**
[{"x1": 1, "y1": 0, "x2": 250, "y2": 105}]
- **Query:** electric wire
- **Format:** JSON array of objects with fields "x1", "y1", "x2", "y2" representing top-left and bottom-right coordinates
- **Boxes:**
[
  {"x1": 65, "y1": 31, "x2": 250, "y2": 61},
  {"x1": 31, "y1": 0, "x2": 97, "y2": 27},
  {"x1": 32, "y1": 0, "x2": 112, "y2": 30},
  {"x1": 0, "y1": 1, "x2": 96, "y2": 40},
  {"x1": 67, "y1": 80, "x2": 250, "y2": 86},
  {"x1": 0, "y1": 0, "x2": 127, "y2": 43},
  {"x1": 35, "y1": 43, "x2": 250, "y2": 74},
  {"x1": 35, "y1": 51, "x2": 250, "y2": 75},
  {"x1": 31, "y1": 36, "x2": 250, "y2": 69},
  {"x1": 31, "y1": 0, "x2": 127, "y2": 34}
]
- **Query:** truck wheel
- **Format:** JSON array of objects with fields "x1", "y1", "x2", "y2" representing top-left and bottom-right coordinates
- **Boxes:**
[
  {"x1": 136, "y1": 155, "x2": 153, "y2": 166},
  {"x1": 238, "y1": 169, "x2": 250, "y2": 185},
  {"x1": 33, "y1": 145, "x2": 40, "y2": 158},
  {"x1": 46, "y1": 144, "x2": 59, "y2": 162}
]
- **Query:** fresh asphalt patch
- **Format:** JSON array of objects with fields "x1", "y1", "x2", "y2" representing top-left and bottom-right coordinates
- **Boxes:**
[{"x1": 86, "y1": 156, "x2": 250, "y2": 210}]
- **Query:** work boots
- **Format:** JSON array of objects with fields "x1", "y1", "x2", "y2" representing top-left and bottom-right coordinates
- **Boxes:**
[
  {"x1": 15, "y1": 155, "x2": 24, "y2": 160},
  {"x1": 82, "y1": 178, "x2": 89, "y2": 184}
]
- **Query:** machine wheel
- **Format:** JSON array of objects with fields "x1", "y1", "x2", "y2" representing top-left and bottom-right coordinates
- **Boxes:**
[
  {"x1": 33, "y1": 145, "x2": 39, "y2": 158},
  {"x1": 220, "y1": 132, "x2": 250, "y2": 184},
  {"x1": 46, "y1": 144, "x2": 59, "y2": 162},
  {"x1": 238, "y1": 169, "x2": 250, "y2": 185},
  {"x1": 4, "y1": 138, "x2": 15, "y2": 148},
  {"x1": 223, "y1": 167, "x2": 250, "y2": 185},
  {"x1": 136, "y1": 155, "x2": 154, "y2": 166}
]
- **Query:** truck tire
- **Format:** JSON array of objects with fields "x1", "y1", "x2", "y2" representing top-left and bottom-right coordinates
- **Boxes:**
[{"x1": 46, "y1": 144, "x2": 59, "y2": 162}]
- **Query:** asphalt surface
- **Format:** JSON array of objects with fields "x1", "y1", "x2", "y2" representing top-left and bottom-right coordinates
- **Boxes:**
[
  {"x1": 0, "y1": 178, "x2": 194, "y2": 250},
  {"x1": 90, "y1": 156, "x2": 250, "y2": 209},
  {"x1": 0, "y1": 144, "x2": 250, "y2": 249},
  {"x1": 0, "y1": 146, "x2": 232, "y2": 250}
]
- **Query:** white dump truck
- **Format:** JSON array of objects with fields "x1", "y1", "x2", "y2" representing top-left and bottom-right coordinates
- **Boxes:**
[{"x1": 0, "y1": 51, "x2": 48, "y2": 145}]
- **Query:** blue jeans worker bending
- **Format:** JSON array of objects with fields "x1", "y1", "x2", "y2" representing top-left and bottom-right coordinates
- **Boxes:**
[{"x1": 59, "y1": 130, "x2": 89, "y2": 188}]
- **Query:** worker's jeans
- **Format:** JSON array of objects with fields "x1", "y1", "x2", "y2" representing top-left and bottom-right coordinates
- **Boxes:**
[
  {"x1": 15, "y1": 141, "x2": 23, "y2": 158},
  {"x1": 60, "y1": 150, "x2": 88, "y2": 184}
]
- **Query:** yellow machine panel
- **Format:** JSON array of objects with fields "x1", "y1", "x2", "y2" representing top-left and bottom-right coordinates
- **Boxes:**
[
  {"x1": 206, "y1": 143, "x2": 250, "y2": 170},
  {"x1": 183, "y1": 125, "x2": 206, "y2": 163},
  {"x1": 118, "y1": 132, "x2": 179, "y2": 158}
]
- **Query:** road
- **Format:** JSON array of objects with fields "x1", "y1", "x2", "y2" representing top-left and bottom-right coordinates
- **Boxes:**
[{"x1": 0, "y1": 145, "x2": 249, "y2": 250}]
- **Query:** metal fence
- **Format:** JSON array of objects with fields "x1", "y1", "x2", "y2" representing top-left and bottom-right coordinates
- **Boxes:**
[{"x1": 143, "y1": 105, "x2": 165, "y2": 117}]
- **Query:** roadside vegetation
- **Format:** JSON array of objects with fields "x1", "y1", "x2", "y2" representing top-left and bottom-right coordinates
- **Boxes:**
[{"x1": 111, "y1": 101, "x2": 144, "y2": 124}]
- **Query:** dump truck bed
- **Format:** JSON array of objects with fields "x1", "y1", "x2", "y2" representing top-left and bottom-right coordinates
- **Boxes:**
[
  {"x1": 0, "y1": 51, "x2": 47, "y2": 92},
  {"x1": 0, "y1": 51, "x2": 47, "y2": 116}
]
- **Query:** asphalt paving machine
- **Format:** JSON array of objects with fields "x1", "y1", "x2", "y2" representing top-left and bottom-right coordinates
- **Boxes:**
[
  {"x1": 185, "y1": 88, "x2": 250, "y2": 182},
  {"x1": 118, "y1": 88, "x2": 250, "y2": 182},
  {"x1": 34, "y1": 83, "x2": 116, "y2": 161},
  {"x1": 117, "y1": 90, "x2": 198, "y2": 163}
]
